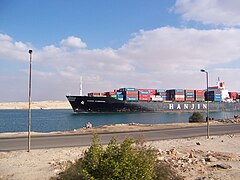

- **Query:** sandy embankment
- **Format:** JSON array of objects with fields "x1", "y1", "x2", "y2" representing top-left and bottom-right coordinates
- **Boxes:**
[
  {"x1": 0, "y1": 120, "x2": 232, "y2": 138},
  {"x1": 0, "y1": 122, "x2": 240, "y2": 180},
  {"x1": 0, "y1": 101, "x2": 71, "y2": 110}
]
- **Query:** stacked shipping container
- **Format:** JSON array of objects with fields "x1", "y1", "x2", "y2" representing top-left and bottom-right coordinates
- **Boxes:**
[
  {"x1": 205, "y1": 90, "x2": 222, "y2": 102},
  {"x1": 105, "y1": 91, "x2": 124, "y2": 101},
  {"x1": 120, "y1": 88, "x2": 138, "y2": 101},
  {"x1": 116, "y1": 92, "x2": 124, "y2": 100},
  {"x1": 156, "y1": 89, "x2": 167, "y2": 101},
  {"x1": 87, "y1": 86, "x2": 239, "y2": 102},
  {"x1": 229, "y1": 92, "x2": 238, "y2": 100},
  {"x1": 167, "y1": 89, "x2": 185, "y2": 101},
  {"x1": 185, "y1": 90, "x2": 194, "y2": 101},
  {"x1": 105, "y1": 91, "x2": 116, "y2": 99},
  {"x1": 213, "y1": 90, "x2": 222, "y2": 102},
  {"x1": 88, "y1": 92, "x2": 106, "y2": 97},
  {"x1": 137, "y1": 89, "x2": 156, "y2": 95},
  {"x1": 194, "y1": 90, "x2": 205, "y2": 101},
  {"x1": 138, "y1": 90, "x2": 151, "y2": 101}
]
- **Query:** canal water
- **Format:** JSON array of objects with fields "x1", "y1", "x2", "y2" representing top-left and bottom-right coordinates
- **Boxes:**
[{"x1": 0, "y1": 109, "x2": 238, "y2": 133}]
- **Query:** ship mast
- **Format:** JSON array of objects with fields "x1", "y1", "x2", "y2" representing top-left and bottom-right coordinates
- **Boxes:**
[{"x1": 80, "y1": 76, "x2": 83, "y2": 96}]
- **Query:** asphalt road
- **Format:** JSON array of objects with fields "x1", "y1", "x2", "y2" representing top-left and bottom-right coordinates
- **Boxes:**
[{"x1": 0, "y1": 124, "x2": 240, "y2": 151}]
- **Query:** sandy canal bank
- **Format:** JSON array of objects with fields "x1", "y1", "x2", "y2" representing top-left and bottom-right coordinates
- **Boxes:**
[
  {"x1": 0, "y1": 119, "x2": 237, "y2": 139},
  {"x1": 0, "y1": 121, "x2": 240, "y2": 180},
  {"x1": 0, "y1": 101, "x2": 71, "y2": 110}
]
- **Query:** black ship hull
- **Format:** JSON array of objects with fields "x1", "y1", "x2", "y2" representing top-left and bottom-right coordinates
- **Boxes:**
[{"x1": 66, "y1": 96, "x2": 240, "y2": 113}]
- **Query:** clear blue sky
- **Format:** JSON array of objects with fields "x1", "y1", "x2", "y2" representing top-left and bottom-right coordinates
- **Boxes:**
[
  {"x1": 1, "y1": 0, "x2": 179, "y2": 49},
  {"x1": 1, "y1": 0, "x2": 240, "y2": 101}
]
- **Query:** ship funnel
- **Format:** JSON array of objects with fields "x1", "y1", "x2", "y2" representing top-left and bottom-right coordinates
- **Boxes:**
[{"x1": 217, "y1": 77, "x2": 225, "y2": 89}]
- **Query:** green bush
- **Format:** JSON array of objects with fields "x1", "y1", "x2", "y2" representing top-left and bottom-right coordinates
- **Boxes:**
[
  {"x1": 189, "y1": 112, "x2": 205, "y2": 123},
  {"x1": 58, "y1": 134, "x2": 181, "y2": 180}
]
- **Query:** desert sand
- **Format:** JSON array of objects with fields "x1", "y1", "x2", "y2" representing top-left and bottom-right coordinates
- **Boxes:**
[
  {"x1": 0, "y1": 101, "x2": 71, "y2": 110},
  {"x1": 0, "y1": 123, "x2": 240, "y2": 180}
]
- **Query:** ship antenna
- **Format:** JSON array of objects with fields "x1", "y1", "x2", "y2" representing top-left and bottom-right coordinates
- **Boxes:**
[
  {"x1": 80, "y1": 76, "x2": 83, "y2": 96},
  {"x1": 217, "y1": 77, "x2": 221, "y2": 88}
]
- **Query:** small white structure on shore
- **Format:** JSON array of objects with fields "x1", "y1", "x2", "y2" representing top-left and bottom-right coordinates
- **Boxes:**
[{"x1": 86, "y1": 122, "x2": 92, "y2": 128}]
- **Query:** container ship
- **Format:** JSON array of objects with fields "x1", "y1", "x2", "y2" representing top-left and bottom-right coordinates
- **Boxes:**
[{"x1": 66, "y1": 81, "x2": 240, "y2": 113}]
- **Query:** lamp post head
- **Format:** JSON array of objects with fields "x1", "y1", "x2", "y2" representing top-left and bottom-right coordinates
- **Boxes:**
[
  {"x1": 29, "y1": 50, "x2": 33, "y2": 54},
  {"x1": 200, "y1": 69, "x2": 206, "y2": 72}
]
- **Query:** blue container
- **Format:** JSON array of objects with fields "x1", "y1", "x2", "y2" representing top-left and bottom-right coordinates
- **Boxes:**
[
  {"x1": 124, "y1": 88, "x2": 136, "y2": 91},
  {"x1": 175, "y1": 89, "x2": 184, "y2": 92},
  {"x1": 117, "y1": 95, "x2": 123, "y2": 98},
  {"x1": 169, "y1": 89, "x2": 184, "y2": 93},
  {"x1": 160, "y1": 95, "x2": 167, "y2": 98},
  {"x1": 156, "y1": 89, "x2": 166, "y2": 93},
  {"x1": 214, "y1": 93, "x2": 222, "y2": 102},
  {"x1": 186, "y1": 92, "x2": 194, "y2": 95},
  {"x1": 116, "y1": 92, "x2": 123, "y2": 95},
  {"x1": 125, "y1": 97, "x2": 138, "y2": 101},
  {"x1": 139, "y1": 91, "x2": 150, "y2": 95}
]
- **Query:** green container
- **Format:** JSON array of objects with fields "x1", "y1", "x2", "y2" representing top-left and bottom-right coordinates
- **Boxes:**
[{"x1": 196, "y1": 98, "x2": 205, "y2": 101}]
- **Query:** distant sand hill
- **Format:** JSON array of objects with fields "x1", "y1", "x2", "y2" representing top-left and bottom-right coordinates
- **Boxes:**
[{"x1": 0, "y1": 101, "x2": 71, "y2": 110}]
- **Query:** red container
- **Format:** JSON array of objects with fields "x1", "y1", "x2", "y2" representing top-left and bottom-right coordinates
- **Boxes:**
[
  {"x1": 139, "y1": 94, "x2": 150, "y2": 98},
  {"x1": 137, "y1": 88, "x2": 148, "y2": 91},
  {"x1": 195, "y1": 90, "x2": 204, "y2": 93},
  {"x1": 100, "y1": 93, "x2": 105, "y2": 96},
  {"x1": 124, "y1": 91, "x2": 138, "y2": 95},
  {"x1": 105, "y1": 92, "x2": 116, "y2": 95},
  {"x1": 139, "y1": 97, "x2": 151, "y2": 101},
  {"x1": 195, "y1": 93, "x2": 204, "y2": 96},
  {"x1": 185, "y1": 90, "x2": 194, "y2": 93},
  {"x1": 229, "y1": 92, "x2": 238, "y2": 100},
  {"x1": 195, "y1": 95, "x2": 204, "y2": 98},
  {"x1": 125, "y1": 94, "x2": 138, "y2": 97},
  {"x1": 123, "y1": 90, "x2": 138, "y2": 99},
  {"x1": 194, "y1": 90, "x2": 204, "y2": 98},
  {"x1": 158, "y1": 92, "x2": 167, "y2": 96},
  {"x1": 88, "y1": 92, "x2": 100, "y2": 97},
  {"x1": 175, "y1": 92, "x2": 184, "y2": 95},
  {"x1": 174, "y1": 98, "x2": 185, "y2": 102},
  {"x1": 148, "y1": 89, "x2": 156, "y2": 95},
  {"x1": 185, "y1": 98, "x2": 195, "y2": 102},
  {"x1": 229, "y1": 92, "x2": 238, "y2": 96}
]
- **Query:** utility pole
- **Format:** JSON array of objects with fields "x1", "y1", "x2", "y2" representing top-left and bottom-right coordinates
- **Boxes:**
[
  {"x1": 28, "y1": 50, "x2": 32, "y2": 152},
  {"x1": 201, "y1": 69, "x2": 209, "y2": 139}
]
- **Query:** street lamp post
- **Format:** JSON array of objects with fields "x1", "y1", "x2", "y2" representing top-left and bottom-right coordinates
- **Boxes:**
[
  {"x1": 200, "y1": 69, "x2": 209, "y2": 139},
  {"x1": 28, "y1": 50, "x2": 33, "y2": 152}
]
